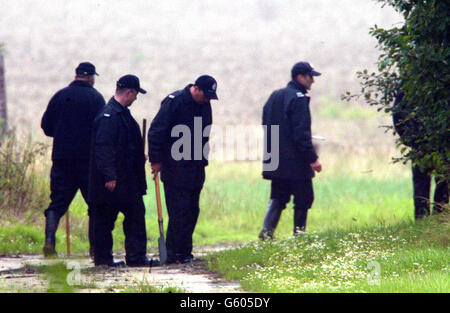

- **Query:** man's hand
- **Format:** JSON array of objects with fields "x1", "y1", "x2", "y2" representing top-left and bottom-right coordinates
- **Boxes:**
[
  {"x1": 310, "y1": 159, "x2": 322, "y2": 173},
  {"x1": 105, "y1": 180, "x2": 117, "y2": 192},
  {"x1": 151, "y1": 162, "x2": 162, "y2": 180}
]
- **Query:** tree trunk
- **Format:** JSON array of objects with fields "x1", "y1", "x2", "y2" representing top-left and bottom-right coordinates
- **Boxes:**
[{"x1": 0, "y1": 50, "x2": 7, "y2": 135}]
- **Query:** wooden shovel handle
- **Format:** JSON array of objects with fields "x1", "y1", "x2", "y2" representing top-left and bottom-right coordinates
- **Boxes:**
[
  {"x1": 143, "y1": 118, "x2": 164, "y2": 221},
  {"x1": 154, "y1": 174, "x2": 163, "y2": 220}
]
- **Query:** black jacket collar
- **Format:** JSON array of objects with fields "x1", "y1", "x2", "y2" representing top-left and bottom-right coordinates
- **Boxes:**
[
  {"x1": 287, "y1": 80, "x2": 308, "y2": 94},
  {"x1": 69, "y1": 80, "x2": 93, "y2": 88},
  {"x1": 108, "y1": 97, "x2": 129, "y2": 113},
  {"x1": 183, "y1": 84, "x2": 199, "y2": 105}
]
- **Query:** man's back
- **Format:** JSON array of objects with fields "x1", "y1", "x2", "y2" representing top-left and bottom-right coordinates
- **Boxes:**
[
  {"x1": 41, "y1": 80, "x2": 105, "y2": 161},
  {"x1": 262, "y1": 80, "x2": 316, "y2": 180}
]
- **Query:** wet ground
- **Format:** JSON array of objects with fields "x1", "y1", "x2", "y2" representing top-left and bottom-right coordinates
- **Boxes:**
[{"x1": 0, "y1": 244, "x2": 243, "y2": 293}]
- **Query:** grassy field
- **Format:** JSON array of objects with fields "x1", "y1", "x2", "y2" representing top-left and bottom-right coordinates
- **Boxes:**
[
  {"x1": 206, "y1": 215, "x2": 449, "y2": 292},
  {"x1": 1, "y1": 1, "x2": 447, "y2": 294},
  {"x1": 0, "y1": 103, "x2": 420, "y2": 255},
  {"x1": 2, "y1": 149, "x2": 448, "y2": 293},
  {"x1": 0, "y1": 146, "x2": 416, "y2": 254},
  {"x1": 1, "y1": 115, "x2": 448, "y2": 293}
]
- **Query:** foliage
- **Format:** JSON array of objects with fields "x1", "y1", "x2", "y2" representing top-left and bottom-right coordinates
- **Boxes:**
[
  {"x1": 0, "y1": 131, "x2": 49, "y2": 222},
  {"x1": 344, "y1": 0, "x2": 450, "y2": 181},
  {"x1": 0, "y1": 225, "x2": 43, "y2": 254}
]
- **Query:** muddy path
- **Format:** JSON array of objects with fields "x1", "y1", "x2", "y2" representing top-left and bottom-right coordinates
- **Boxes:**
[{"x1": 0, "y1": 244, "x2": 243, "y2": 293}]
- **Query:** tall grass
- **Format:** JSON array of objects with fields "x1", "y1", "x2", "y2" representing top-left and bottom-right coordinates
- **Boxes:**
[{"x1": 0, "y1": 131, "x2": 49, "y2": 223}]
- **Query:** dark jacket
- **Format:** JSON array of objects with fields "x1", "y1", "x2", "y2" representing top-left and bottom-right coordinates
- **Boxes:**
[
  {"x1": 148, "y1": 85, "x2": 212, "y2": 187},
  {"x1": 88, "y1": 97, "x2": 147, "y2": 204},
  {"x1": 262, "y1": 80, "x2": 318, "y2": 180},
  {"x1": 41, "y1": 80, "x2": 105, "y2": 161}
]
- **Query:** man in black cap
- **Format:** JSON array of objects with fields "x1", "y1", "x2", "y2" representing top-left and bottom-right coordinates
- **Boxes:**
[
  {"x1": 148, "y1": 75, "x2": 218, "y2": 264},
  {"x1": 259, "y1": 62, "x2": 322, "y2": 240},
  {"x1": 89, "y1": 74, "x2": 152, "y2": 267},
  {"x1": 41, "y1": 62, "x2": 105, "y2": 257}
]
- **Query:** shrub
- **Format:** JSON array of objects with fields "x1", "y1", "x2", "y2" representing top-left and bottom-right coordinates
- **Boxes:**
[
  {"x1": 344, "y1": 0, "x2": 449, "y2": 184},
  {"x1": 0, "y1": 131, "x2": 49, "y2": 222}
]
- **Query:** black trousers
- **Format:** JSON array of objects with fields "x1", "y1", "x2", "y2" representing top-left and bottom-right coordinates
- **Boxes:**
[
  {"x1": 44, "y1": 159, "x2": 94, "y2": 248},
  {"x1": 45, "y1": 159, "x2": 91, "y2": 218},
  {"x1": 412, "y1": 165, "x2": 448, "y2": 218},
  {"x1": 92, "y1": 196, "x2": 147, "y2": 264},
  {"x1": 270, "y1": 178, "x2": 314, "y2": 210},
  {"x1": 163, "y1": 183, "x2": 203, "y2": 260}
]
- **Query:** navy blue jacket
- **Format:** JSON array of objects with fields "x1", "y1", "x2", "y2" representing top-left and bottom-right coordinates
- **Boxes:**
[
  {"x1": 148, "y1": 85, "x2": 212, "y2": 187},
  {"x1": 89, "y1": 98, "x2": 146, "y2": 204},
  {"x1": 262, "y1": 80, "x2": 318, "y2": 180},
  {"x1": 41, "y1": 80, "x2": 105, "y2": 161}
]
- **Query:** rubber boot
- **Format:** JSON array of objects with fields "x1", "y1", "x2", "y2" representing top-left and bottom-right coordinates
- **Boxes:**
[
  {"x1": 293, "y1": 208, "x2": 308, "y2": 236},
  {"x1": 43, "y1": 211, "x2": 61, "y2": 257},
  {"x1": 258, "y1": 199, "x2": 283, "y2": 240}
]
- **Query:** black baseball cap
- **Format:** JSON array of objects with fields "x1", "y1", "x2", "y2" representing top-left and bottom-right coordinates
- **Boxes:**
[
  {"x1": 116, "y1": 75, "x2": 147, "y2": 94},
  {"x1": 291, "y1": 62, "x2": 321, "y2": 79},
  {"x1": 195, "y1": 75, "x2": 218, "y2": 100},
  {"x1": 75, "y1": 62, "x2": 99, "y2": 76}
]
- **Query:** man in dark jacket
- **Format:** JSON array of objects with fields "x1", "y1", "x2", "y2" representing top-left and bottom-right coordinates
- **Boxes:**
[
  {"x1": 392, "y1": 92, "x2": 448, "y2": 219},
  {"x1": 89, "y1": 75, "x2": 151, "y2": 267},
  {"x1": 148, "y1": 75, "x2": 217, "y2": 264},
  {"x1": 41, "y1": 62, "x2": 105, "y2": 257},
  {"x1": 259, "y1": 62, "x2": 322, "y2": 240}
]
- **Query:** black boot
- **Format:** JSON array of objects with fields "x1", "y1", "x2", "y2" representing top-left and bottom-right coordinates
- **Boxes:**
[
  {"x1": 126, "y1": 257, "x2": 161, "y2": 267},
  {"x1": 43, "y1": 211, "x2": 61, "y2": 257},
  {"x1": 293, "y1": 208, "x2": 308, "y2": 236},
  {"x1": 258, "y1": 199, "x2": 283, "y2": 240}
]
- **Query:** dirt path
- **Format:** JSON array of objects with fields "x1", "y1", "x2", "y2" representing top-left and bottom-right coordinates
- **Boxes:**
[{"x1": 0, "y1": 244, "x2": 243, "y2": 293}]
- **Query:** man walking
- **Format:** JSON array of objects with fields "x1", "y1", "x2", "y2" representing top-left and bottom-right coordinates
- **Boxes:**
[
  {"x1": 89, "y1": 75, "x2": 152, "y2": 267},
  {"x1": 259, "y1": 62, "x2": 322, "y2": 240},
  {"x1": 148, "y1": 75, "x2": 218, "y2": 264},
  {"x1": 41, "y1": 62, "x2": 105, "y2": 256}
]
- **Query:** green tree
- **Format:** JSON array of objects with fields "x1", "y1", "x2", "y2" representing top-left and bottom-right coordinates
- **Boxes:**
[{"x1": 345, "y1": 0, "x2": 449, "y2": 182}]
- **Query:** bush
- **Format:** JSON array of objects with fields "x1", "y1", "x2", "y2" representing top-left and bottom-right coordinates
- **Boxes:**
[
  {"x1": 344, "y1": 0, "x2": 450, "y2": 183},
  {"x1": 0, "y1": 131, "x2": 49, "y2": 222}
]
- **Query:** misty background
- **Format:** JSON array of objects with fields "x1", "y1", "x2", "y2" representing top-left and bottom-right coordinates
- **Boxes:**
[{"x1": 1, "y1": 0, "x2": 402, "y2": 155}]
